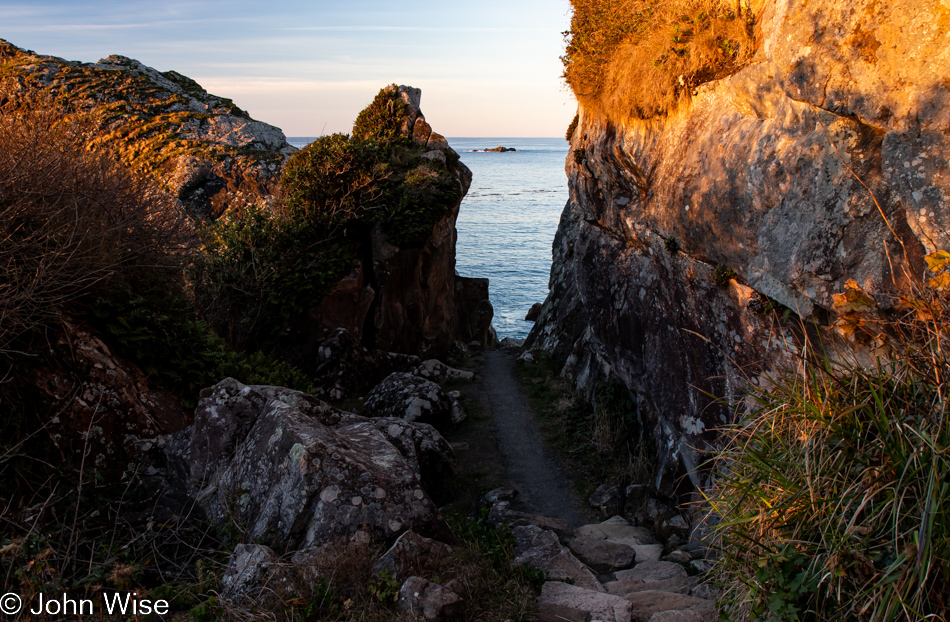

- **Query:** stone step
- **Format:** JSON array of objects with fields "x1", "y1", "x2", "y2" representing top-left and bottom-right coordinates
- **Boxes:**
[{"x1": 537, "y1": 581, "x2": 632, "y2": 622}]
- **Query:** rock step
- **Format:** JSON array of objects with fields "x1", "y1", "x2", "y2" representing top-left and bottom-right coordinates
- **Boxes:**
[{"x1": 538, "y1": 581, "x2": 718, "y2": 622}]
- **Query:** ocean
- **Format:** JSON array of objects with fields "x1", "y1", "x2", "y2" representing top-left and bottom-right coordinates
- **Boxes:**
[{"x1": 286, "y1": 136, "x2": 570, "y2": 339}]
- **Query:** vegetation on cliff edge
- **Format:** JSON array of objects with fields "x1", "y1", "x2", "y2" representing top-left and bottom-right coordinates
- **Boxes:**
[
  {"x1": 562, "y1": 0, "x2": 755, "y2": 120},
  {"x1": 710, "y1": 271, "x2": 950, "y2": 621}
]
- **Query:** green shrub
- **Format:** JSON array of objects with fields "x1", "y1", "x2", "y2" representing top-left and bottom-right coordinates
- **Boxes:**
[
  {"x1": 709, "y1": 271, "x2": 950, "y2": 621},
  {"x1": 352, "y1": 86, "x2": 409, "y2": 141},
  {"x1": 664, "y1": 235, "x2": 680, "y2": 254},
  {"x1": 91, "y1": 273, "x2": 316, "y2": 405}
]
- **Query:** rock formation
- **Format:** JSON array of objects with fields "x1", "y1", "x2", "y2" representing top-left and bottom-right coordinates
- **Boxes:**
[
  {"x1": 0, "y1": 39, "x2": 293, "y2": 218},
  {"x1": 283, "y1": 86, "x2": 495, "y2": 363},
  {"x1": 528, "y1": 0, "x2": 950, "y2": 497}
]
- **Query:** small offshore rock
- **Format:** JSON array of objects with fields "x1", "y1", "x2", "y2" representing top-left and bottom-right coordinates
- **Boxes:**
[{"x1": 397, "y1": 576, "x2": 462, "y2": 620}]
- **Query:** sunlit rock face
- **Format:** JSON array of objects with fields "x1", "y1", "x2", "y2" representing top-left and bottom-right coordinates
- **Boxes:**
[
  {"x1": 528, "y1": 0, "x2": 950, "y2": 498},
  {"x1": 0, "y1": 39, "x2": 293, "y2": 218}
]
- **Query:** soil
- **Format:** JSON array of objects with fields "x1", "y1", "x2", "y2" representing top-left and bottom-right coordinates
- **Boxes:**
[{"x1": 447, "y1": 350, "x2": 594, "y2": 527}]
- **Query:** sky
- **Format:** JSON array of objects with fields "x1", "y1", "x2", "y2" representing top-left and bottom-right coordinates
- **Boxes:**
[{"x1": 0, "y1": 0, "x2": 577, "y2": 136}]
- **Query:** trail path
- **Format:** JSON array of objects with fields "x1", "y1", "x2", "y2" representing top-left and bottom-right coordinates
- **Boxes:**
[{"x1": 479, "y1": 350, "x2": 591, "y2": 527}]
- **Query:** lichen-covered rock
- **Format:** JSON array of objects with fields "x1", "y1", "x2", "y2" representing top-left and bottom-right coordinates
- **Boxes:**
[
  {"x1": 362, "y1": 416, "x2": 459, "y2": 497},
  {"x1": 614, "y1": 562, "x2": 688, "y2": 585},
  {"x1": 163, "y1": 378, "x2": 454, "y2": 551},
  {"x1": 363, "y1": 372, "x2": 454, "y2": 428},
  {"x1": 397, "y1": 576, "x2": 463, "y2": 621},
  {"x1": 372, "y1": 531, "x2": 454, "y2": 581},
  {"x1": 220, "y1": 544, "x2": 295, "y2": 608},
  {"x1": 0, "y1": 39, "x2": 292, "y2": 217},
  {"x1": 412, "y1": 359, "x2": 474, "y2": 382},
  {"x1": 307, "y1": 329, "x2": 420, "y2": 400},
  {"x1": 526, "y1": 0, "x2": 950, "y2": 498}
]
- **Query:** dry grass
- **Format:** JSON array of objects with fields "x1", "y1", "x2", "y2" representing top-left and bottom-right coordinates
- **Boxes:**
[
  {"x1": 563, "y1": 0, "x2": 755, "y2": 121},
  {"x1": 0, "y1": 98, "x2": 191, "y2": 353},
  {"x1": 708, "y1": 264, "x2": 950, "y2": 621}
]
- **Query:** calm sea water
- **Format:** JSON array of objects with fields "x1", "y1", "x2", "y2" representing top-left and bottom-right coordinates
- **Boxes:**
[{"x1": 286, "y1": 136, "x2": 569, "y2": 339}]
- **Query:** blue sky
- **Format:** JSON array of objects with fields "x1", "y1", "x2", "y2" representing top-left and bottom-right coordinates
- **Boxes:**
[{"x1": 0, "y1": 0, "x2": 576, "y2": 136}]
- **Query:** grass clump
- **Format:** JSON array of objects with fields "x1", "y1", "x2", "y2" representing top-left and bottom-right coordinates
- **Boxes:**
[
  {"x1": 713, "y1": 263, "x2": 738, "y2": 286},
  {"x1": 709, "y1": 265, "x2": 950, "y2": 621},
  {"x1": 665, "y1": 235, "x2": 681, "y2": 254},
  {"x1": 562, "y1": 0, "x2": 755, "y2": 121},
  {"x1": 566, "y1": 114, "x2": 580, "y2": 141}
]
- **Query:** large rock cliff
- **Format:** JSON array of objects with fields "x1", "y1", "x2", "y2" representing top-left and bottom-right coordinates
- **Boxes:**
[{"x1": 529, "y1": 0, "x2": 950, "y2": 497}]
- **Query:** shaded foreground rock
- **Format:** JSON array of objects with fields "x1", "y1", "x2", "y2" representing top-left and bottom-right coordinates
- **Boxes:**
[
  {"x1": 398, "y1": 576, "x2": 462, "y2": 620},
  {"x1": 537, "y1": 581, "x2": 632, "y2": 622},
  {"x1": 624, "y1": 591, "x2": 717, "y2": 622},
  {"x1": 566, "y1": 536, "x2": 636, "y2": 572},
  {"x1": 604, "y1": 576, "x2": 700, "y2": 598},
  {"x1": 614, "y1": 562, "x2": 688, "y2": 585},
  {"x1": 576, "y1": 519, "x2": 656, "y2": 546},
  {"x1": 220, "y1": 544, "x2": 294, "y2": 608},
  {"x1": 373, "y1": 531, "x2": 453, "y2": 581},
  {"x1": 512, "y1": 525, "x2": 603, "y2": 592},
  {"x1": 363, "y1": 372, "x2": 454, "y2": 428},
  {"x1": 160, "y1": 378, "x2": 454, "y2": 551}
]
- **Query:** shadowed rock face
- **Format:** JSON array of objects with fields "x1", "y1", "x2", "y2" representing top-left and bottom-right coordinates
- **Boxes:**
[
  {"x1": 161, "y1": 379, "x2": 457, "y2": 552},
  {"x1": 0, "y1": 39, "x2": 293, "y2": 218},
  {"x1": 528, "y1": 0, "x2": 950, "y2": 497}
]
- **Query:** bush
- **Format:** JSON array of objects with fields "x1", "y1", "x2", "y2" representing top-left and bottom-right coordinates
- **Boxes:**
[
  {"x1": 0, "y1": 102, "x2": 191, "y2": 353},
  {"x1": 562, "y1": 0, "x2": 755, "y2": 120},
  {"x1": 352, "y1": 86, "x2": 410, "y2": 141},
  {"x1": 709, "y1": 266, "x2": 950, "y2": 621}
]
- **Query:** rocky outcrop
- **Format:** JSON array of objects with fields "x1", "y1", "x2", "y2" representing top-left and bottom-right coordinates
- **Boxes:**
[
  {"x1": 527, "y1": 0, "x2": 950, "y2": 498},
  {"x1": 280, "y1": 86, "x2": 495, "y2": 363},
  {"x1": 158, "y1": 378, "x2": 456, "y2": 552},
  {"x1": 0, "y1": 39, "x2": 293, "y2": 218}
]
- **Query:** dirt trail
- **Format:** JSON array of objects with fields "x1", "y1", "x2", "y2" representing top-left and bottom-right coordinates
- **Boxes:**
[{"x1": 479, "y1": 350, "x2": 591, "y2": 527}]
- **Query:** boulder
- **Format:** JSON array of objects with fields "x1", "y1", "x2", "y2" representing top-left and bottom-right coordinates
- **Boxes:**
[
  {"x1": 498, "y1": 336, "x2": 525, "y2": 350},
  {"x1": 512, "y1": 525, "x2": 603, "y2": 592},
  {"x1": 363, "y1": 372, "x2": 454, "y2": 429},
  {"x1": 604, "y1": 576, "x2": 700, "y2": 598},
  {"x1": 447, "y1": 391, "x2": 467, "y2": 425},
  {"x1": 362, "y1": 417, "x2": 459, "y2": 498},
  {"x1": 220, "y1": 544, "x2": 294, "y2": 608},
  {"x1": 662, "y1": 550, "x2": 692, "y2": 564},
  {"x1": 476, "y1": 487, "x2": 518, "y2": 511},
  {"x1": 162, "y1": 378, "x2": 455, "y2": 551},
  {"x1": 308, "y1": 329, "x2": 420, "y2": 399},
  {"x1": 614, "y1": 562, "x2": 688, "y2": 585},
  {"x1": 566, "y1": 537, "x2": 636, "y2": 572},
  {"x1": 488, "y1": 501, "x2": 571, "y2": 536},
  {"x1": 624, "y1": 591, "x2": 717, "y2": 622},
  {"x1": 412, "y1": 359, "x2": 474, "y2": 382},
  {"x1": 589, "y1": 484, "x2": 622, "y2": 519},
  {"x1": 632, "y1": 544, "x2": 665, "y2": 564},
  {"x1": 397, "y1": 576, "x2": 462, "y2": 620},
  {"x1": 372, "y1": 531, "x2": 453, "y2": 581},
  {"x1": 576, "y1": 521, "x2": 656, "y2": 547},
  {"x1": 536, "y1": 581, "x2": 632, "y2": 622},
  {"x1": 525, "y1": 302, "x2": 543, "y2": 322},
  {"x1": 455, "y1": 276, "x2": 496, "y2": 350}
]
